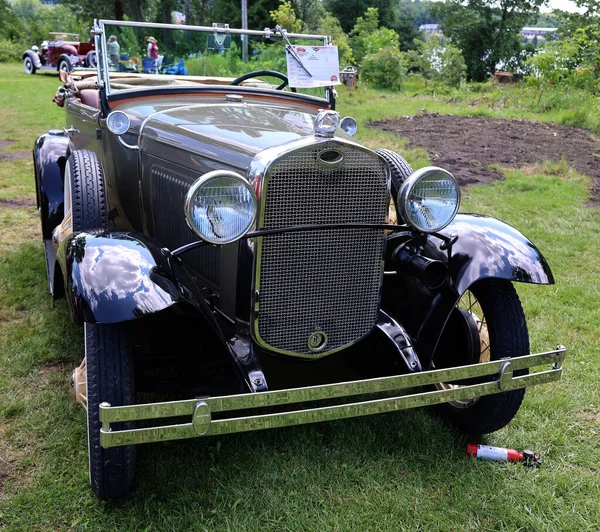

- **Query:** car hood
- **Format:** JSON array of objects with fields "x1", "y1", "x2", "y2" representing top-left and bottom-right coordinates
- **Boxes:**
[{"x1": 140, "y1": 102, "x2": 319, "y2": 172}]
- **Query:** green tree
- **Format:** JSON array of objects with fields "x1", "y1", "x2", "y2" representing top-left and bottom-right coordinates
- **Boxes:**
[
  {"x1": 208, "y1": 0, "x2": 281, "y2": 30},
  {"x1": 292, "y1": 0, "x2": 326, "y2": 31},
  {"x1": 419, "y1": 34, "x2": 466, "y2": 87},
  {"x1": 270, "y1": 0, "x2": 304, "y2": 32},
  {"x1": 392, "y1": 1, "x2": 424, "y2": 52},
  {"x1": 0, "y1": 0, "x2": 24, "y2": 41},
  {"x1": 318, "y1": 11, "x2": 355, "y2": 66},
  {"x1": 433, "y1": 0, "x2": 545, "y2": 81},
  {"x1": 8, "y1": 0, "x2": 85, "y2": 45},
  {"x1": 59, "y1": 0, "x2": 149, "y2": 23},
  {"x1": 350, "y1": 7, "x2": 400, "y2": 65},
  {"x1": 323, "y1": 0, "x2": 394, "y2": 33}
]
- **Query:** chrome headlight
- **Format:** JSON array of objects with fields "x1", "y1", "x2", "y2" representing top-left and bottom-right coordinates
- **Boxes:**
[
  {"x1": 398, "y1": 167, "x2": 460, "y2": 233},
  {"x1": 185, "y1": 171, "x2": 257, "y2": 245}
]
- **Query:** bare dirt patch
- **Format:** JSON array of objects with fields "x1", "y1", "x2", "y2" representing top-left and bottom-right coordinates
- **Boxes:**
[
  {"x1": 371, "y1": 114, "x2": 600, "y2": 204},
  {"x1": 0, "y1": 197, "x2": 37, "y2": 209},
  {"x1": 0, "y1": 139, "x2": 29, "y2": 161},
  {"x1": 0, "y1": 151, "x2": 30, "y2": 162}
]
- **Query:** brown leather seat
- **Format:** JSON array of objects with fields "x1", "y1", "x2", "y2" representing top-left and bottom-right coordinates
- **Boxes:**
[{"x1": 79, "y1": 89, "x2": 99, "y2": 109}]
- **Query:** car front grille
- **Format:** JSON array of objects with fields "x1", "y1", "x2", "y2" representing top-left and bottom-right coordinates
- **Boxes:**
[{"x1": 253, "y1": 141, "x2": 389, "y2": 356}]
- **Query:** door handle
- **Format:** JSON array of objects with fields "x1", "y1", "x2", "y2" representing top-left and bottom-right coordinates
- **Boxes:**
[{"x1": 63, "y1": 126, "x2": 80, "y2": 136}]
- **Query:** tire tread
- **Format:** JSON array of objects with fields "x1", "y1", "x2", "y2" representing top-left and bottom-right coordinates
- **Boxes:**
[
  {"x1": 86, "y1": 323, "x2": 136, "y2": 499},
  {"x1": 372, "y1": 148, "x2": 414, "y2": 198},
  {"x1": 69, "y1": 150, "x2": 108, "y2": 232},
  {"x1": 436, "y1": 279, "x2": 529, "y2": 435}
]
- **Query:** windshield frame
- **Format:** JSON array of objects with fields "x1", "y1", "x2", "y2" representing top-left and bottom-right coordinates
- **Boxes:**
[{"x1": 94, "y1": 19, "x2": 331, "y2": 99}]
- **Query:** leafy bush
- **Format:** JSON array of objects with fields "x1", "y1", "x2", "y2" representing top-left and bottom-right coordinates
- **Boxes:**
[
  {"x1": 0, "y1": 39, "x2": 22, "y2": 62},
  {"x1": 186, "y1": 40, "x2": 288, "y2": 78},
  {"x1": 350, "y1": 8, "x2": 401, "y2": 65},
  {"x1": 527, "y1": 24, "x2": 600, "y2": 94},
  {"x1": 361, "y1": 46, "x2": 407, "y2": 90},
  {"x1": 419, "y1": 34, "x2": 466, "y2": 88}
]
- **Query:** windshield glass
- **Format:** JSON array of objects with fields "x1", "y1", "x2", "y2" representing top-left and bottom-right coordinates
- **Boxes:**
[{"x1": 96, "y1": 20, "x2": 334, "y2": 99}]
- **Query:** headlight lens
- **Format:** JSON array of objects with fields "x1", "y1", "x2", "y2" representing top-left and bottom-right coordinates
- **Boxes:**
[
  {"x1": 340, "y1": 116, "x2": 358, "y2": 136},
  {"x1": 398, "y1": 167, "x2": 460, "y2": 233},
  {"x1": 185, "y1": 171, "x2": 257, "y2": 245},
  {"x1": 106, "y1": 111, "x2": 130, "y2": 135}
]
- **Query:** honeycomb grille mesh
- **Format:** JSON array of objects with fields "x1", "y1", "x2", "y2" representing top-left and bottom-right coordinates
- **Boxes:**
[
  {"x1": 151, "y1": 166, "x2": 221, "y2": 286},
  {"x1": 255, "y1": 142, "x2": 389, "y2": 356}
]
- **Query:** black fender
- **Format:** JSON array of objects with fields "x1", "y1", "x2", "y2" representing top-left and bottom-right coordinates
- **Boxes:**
[
  {"x1": 23, "y1": 50, "x2": 42, "y2": 69},
  {"x1": 33, "y1": 132, "x2": 70, "y2": 239},
  {"x1": 383, "y1": 214, "x2": 554, "y2": 366},
  {"x1": 442, "y1": 213, "x2": 553, "y2": 292},
  {"x1": 57, "y1": 230, "x2": 217, "y2": 327}
]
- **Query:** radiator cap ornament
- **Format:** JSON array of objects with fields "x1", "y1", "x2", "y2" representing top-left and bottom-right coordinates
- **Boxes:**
[
  {"x1": 308, "y1": 331, "x2": 328, "y2": 353},
  {"x1": 314, "y1": 110, "x2": 339, "y2": 138}
]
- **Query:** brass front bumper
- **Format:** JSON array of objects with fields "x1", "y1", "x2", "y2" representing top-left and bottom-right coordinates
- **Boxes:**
[{"x1": 99, "y1": 347, "x2": 565, "y2": 448}]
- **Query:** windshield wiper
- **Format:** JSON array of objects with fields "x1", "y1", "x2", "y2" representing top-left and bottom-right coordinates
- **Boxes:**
[{"x1": 274, "y1": 25, "x2": 313, "y2": 78}]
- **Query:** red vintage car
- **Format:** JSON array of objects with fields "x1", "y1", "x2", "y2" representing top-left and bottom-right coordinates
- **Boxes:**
[{"x1": 23, "y1": 32, "x2": 96, "y2": 74}]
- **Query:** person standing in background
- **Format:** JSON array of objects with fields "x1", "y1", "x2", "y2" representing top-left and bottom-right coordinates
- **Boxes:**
[
  {"x1": 146, "y1": 36, "x2": 159, "y2": 72},
  {"x1": 107, "y1": 35, "x2": 120, "y2": 66},
  {"x1": 147, "y1": 36, "x2": 158, "y2": 59}
]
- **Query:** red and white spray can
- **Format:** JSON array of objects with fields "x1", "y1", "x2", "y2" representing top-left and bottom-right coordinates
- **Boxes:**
[{"x1": 466, "y1": 444, "x2": 542, "y2": 466}]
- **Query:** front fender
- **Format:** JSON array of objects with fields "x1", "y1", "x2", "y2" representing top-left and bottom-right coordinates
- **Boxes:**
[
  {"x1": 384, "y1": 214, "x2": 554, "y2": 366},
  {"x1": 23, "y1": 50, "x2": 42, "y2": 69},
  {"x1": 33, "y1": 132, "x2": 70, "y2": 239},
  {"x1": 57, "y1": 231, "x2": 215, "y2": 326},
  {"x1": 444, "y1": 214, "x2": 554, "y2": 293}
]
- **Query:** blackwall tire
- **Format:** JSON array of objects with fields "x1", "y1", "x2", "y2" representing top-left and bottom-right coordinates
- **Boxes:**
[
  {"x1": 85, "y1": 322, "x2": 136, "y2": 499},
  {"x1": 433, "y1": 279, "x2": 529, "y2": 435},
  {"x1": 67, "y1": 150, "x2": 108, "y2": 231},
  {"x1": 23, "y1": 56, "x2": 36, "y2": 74},
  {"x1": 372, "y1": 148, "x2": 413, "y2": 202}
]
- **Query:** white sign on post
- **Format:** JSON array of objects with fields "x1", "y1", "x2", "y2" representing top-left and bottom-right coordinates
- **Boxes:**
[{"x1": 286, "y1": 45, "x2": 341, "y2": 88}]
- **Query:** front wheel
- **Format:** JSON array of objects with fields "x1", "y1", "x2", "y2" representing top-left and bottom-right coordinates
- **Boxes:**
[
  {"x1": 23, "y1": 56, "x2": 36, "y2": 74},
  {"x1": 86, "y1": 322, "x2": 136, "y2": 499},
  {"x1": 432, "y1": 279, "x2": 529, "y2": 435}
]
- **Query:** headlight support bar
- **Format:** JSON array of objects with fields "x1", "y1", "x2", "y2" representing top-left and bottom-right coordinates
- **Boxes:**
[{"x1": 171, "y1": 224, "x2": 415, "y2": 256}]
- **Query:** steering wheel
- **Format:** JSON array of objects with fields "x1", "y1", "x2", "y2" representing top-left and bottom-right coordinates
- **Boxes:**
[{"x1": 230, "y1": 70, "x2": 295, "y2": 91}]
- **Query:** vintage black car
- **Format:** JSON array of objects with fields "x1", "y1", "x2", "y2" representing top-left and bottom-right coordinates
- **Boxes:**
[{"x1": 33, "y1": 20, "x2": 565, "y2": 499}]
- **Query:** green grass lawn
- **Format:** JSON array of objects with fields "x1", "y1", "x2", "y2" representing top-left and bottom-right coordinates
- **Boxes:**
[{"x1": 0, "y1": 62, "x2": 599, "y2": 530}]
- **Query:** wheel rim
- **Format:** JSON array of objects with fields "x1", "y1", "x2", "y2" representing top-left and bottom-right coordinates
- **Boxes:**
[
  {"x1": 24, "y1": 58, "x2": 32, "y2": 73},
  {"x1": 436, "y1": 290, "x2": 490, "y2": 408},
  {"x1": 60, "y1": 61, "x2": 69, "y2": 72}
]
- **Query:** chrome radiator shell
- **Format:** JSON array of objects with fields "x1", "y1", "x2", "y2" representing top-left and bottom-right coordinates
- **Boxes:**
[{"x1": 248, "y1": 138, "x2": 390, "y2": 357}]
